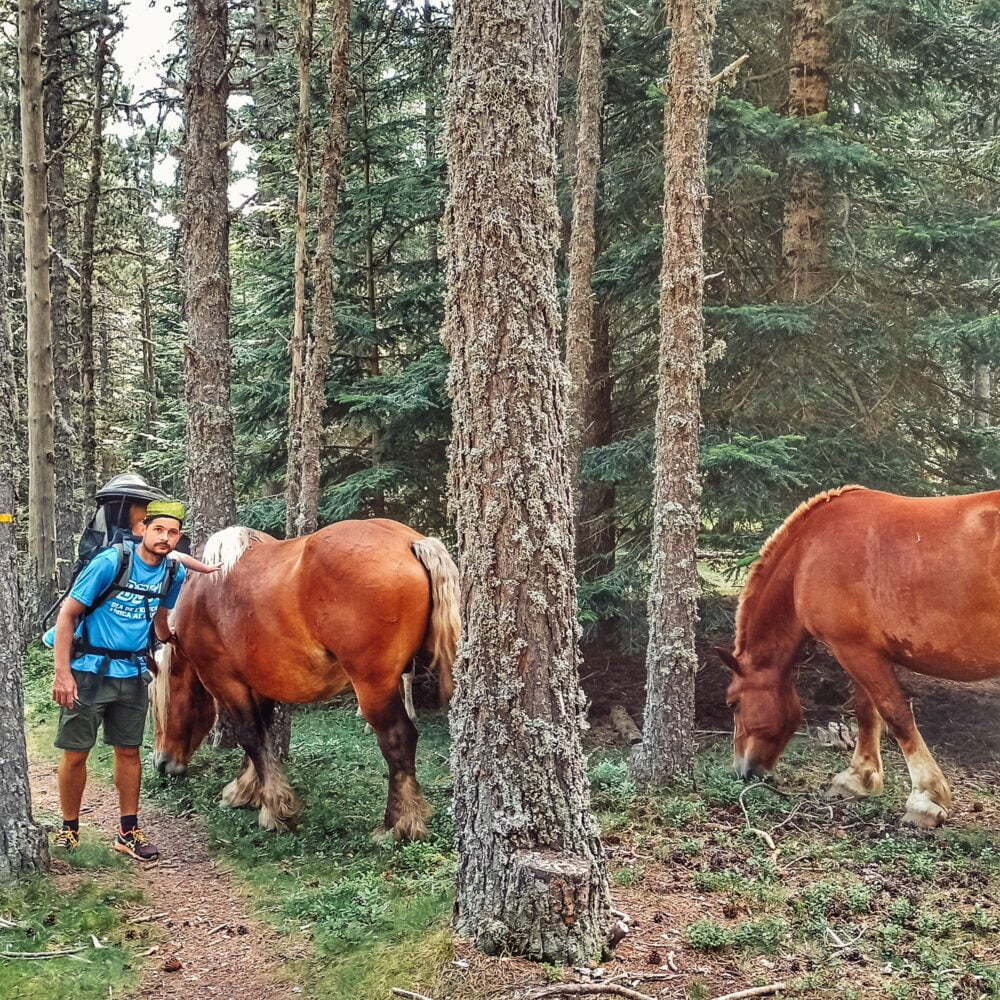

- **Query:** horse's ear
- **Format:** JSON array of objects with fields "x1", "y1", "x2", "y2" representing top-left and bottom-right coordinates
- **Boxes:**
[{"x1": 713, "y1": 646, "x2": 742, "y2": 676}]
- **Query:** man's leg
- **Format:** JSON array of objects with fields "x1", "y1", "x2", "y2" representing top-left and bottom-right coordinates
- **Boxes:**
[
  {"x1": 58, "y1": 750, "x2": 90, "y2": 822},
  {"x1": 114, "y1": 745, "x2": 141, "y2": 817},
  {"x1": 105, "y1": 678, "x2": 159, "y2": 861}
]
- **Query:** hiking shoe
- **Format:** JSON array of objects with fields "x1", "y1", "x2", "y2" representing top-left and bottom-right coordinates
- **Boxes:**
[
  {"x1": 114, "y1": 827, "x2": 160, "y2": 862},
  {"x1": 53, "y1": 827, "x2": 80, "y2": 851}
]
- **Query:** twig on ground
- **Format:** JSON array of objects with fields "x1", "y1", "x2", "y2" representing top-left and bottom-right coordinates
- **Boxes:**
[
  {"x1": 710, "y1": 983, "x2": 787, "y2": 1000},
  {"x1": 0, "y1": 946, "x2": 87, "y2": 960},
  {"x1": 521, "y1": 985, "x2": 656, "y2": 1000},
  {"x1": 0, "y1": 917, "x2": 23, "y2": 930},
  {"x1": 127, "y1": 911, "x2": 168, "y2": 924},
  {"x1": 392, "y1": 989, "x2": 437, "y2": 1000},
  {"x1": 738, "y1": 784, "x2": 777, "y2": 852}
]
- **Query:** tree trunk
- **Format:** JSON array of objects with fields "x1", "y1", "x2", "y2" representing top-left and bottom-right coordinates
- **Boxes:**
[
  {"x1": 577, "y1": 299, "x2": 615, "y2": 582},
  {"x1": 297, "y1": 0, "x2": 351, "y2": 538},
  {"x1": 184, "y1": 0, "x2": 238, "y2": 750},
  {"x1": 358, "y1": 60, "x2": 384, "y2": 517},
  {"x1": 79, "y1": 0, "x2": 110, "y2": 503},
  {"x1": 780, "y1": 0, "x2": 830, "y2": 301},
  {"x1": 19, "y1": 0, "x2": 58, "y2": 620},
  {"x1": 0, "y1": 230, "x2": 49, "y2": 880},
  {"x1": 44, "y1": 0, "x2": 76, "y2": 584},
  {"x1": 183, "y1": 0, "x2": 236, "y2": 549},
  {"x1": 632, "y1": 0, "x2": 718, "y2": 784},
  {"x1": 972, "y1": 364, "x2": 991, "y2": 429},
  {"x1": 564, "y1": 0, "x2": 605, "y2": 478},
  {"x1": 423, "y1": 0, "x2": 438, "y2": 266},
  {"x1": 444, "y1": 0, "x2": 611, "y2": 963},
  {"x1": 285, "y1": 0, "x2": 315, "y2": 538}
]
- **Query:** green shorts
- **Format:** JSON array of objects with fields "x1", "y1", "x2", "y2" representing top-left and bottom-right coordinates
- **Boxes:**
[{"x1": 54, "y1": 669, "x2": 150, "y2": 752}]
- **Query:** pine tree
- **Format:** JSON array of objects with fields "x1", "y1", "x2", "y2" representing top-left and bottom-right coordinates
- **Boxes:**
[
  {"x1": 565, "y1": 0, "x2": 605, "y2": 475},
  {"x1": 19, "y1": 0, "x2": 58, "y2": 619},
  {"x1": 183, "y1": 0, "x2": 236, "y2": 548},
  {"x1": 285, "y1": 0, "x2": 315, "y2": 538},
  {"x1": 0, "y1": 239, "x2": 48, "y2": 879},
  {"x1": 632, "y1": 0, "x2": 719, "y2": 782},
  {"x1": 444, "y1": 0, "x2": 611, "y2": 963}
]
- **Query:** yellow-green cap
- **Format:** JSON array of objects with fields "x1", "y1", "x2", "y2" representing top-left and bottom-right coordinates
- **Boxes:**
[{"x1": 145, "y1": 499, "x2": 186, "y2": 524}]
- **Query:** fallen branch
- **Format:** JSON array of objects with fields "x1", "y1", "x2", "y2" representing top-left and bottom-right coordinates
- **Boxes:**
[
  {"x1": 391, "y1": 990, "x2": 436, "y2": 1000},
  {"x1": 0, "y1": 947, "x2": 87, "y2": 960},
  {"x1": 127, "y1": 911, "x2": 167, "y2": 924},
  {"x1": 711, "y1": 983, "x2": 787, "y2": 1000},
  {"x1": 738, "y1": 784, "x2": 777, "y2": 852},
  {"x1": 523, "y1": 986, "x2": 655, "y2": 1000}
]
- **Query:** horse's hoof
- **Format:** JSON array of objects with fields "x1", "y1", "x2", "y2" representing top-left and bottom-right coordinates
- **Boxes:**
[
  {"x1": 826, "y1": 768, "x2": 882, "y2": 800},
  {"x1": 258, "y1": 805, "x2": 297, "y2": 832},
  {"x1": 902, "y1": 791, "x2": 948, "y2": 829},
  {"x1": 370, "y1": 826, "x2": 394, "y2": 847}
]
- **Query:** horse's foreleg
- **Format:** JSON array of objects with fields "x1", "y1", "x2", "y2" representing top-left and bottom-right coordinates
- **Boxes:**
[
  {"x1": 219, "y1": 690, "x2": 300, "y2": 831},
  {"x1": 830, "y1": 642, "x2": 951, "y2": 828},
  {"x1": 827, "y1": 681, "x2": 885, "y2": 800},
  {"x1": 221, "y1": 753, "x2": 264, "y2": 809},
  {"x1": 356, "y1": 679, "x2": 430, "y2": 842}
]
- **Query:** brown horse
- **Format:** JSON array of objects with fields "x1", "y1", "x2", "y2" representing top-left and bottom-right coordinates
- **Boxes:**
[
  {"x1": 717, "y1": 485, "x2": 1000, "y2": 828},
  {"x1": 151, "y1": 518, "x2": 458, "y2": 839}
]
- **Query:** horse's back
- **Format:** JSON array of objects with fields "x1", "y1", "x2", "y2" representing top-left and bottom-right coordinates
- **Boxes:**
[
  {"x1": 792, "y1": 489, "x2": 1000, "y2": 679},
  {"x1": 174, "y1": 518, "x2": 434, "y2": 702}
]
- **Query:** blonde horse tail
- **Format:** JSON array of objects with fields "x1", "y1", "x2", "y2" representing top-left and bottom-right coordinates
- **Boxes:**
[
  {"x1": 411, "y1": 537, "x2": 459, "y2": 705},
  {"x1": 150, "y1": 640, "x2": 172, "y2": 749}
]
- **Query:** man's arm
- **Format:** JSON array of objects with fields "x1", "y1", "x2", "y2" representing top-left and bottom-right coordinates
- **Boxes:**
[
  {"x1": 52, "y1": 597, "x2": 86, "y2": 709},
  {"x1": 169, "y1": 551, "x2": 217, "y2": 574},
  {"x1": 153, "y1": 606, "x2": 172, "y2": 643}
]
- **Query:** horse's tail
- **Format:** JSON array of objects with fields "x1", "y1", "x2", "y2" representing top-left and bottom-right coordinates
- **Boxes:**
[
  {"x1": 149, "y1": 640, "x2": 172, "y2": 748},
  {"x1": 411, "y1": 537, "x2": 459, "y2": 704},
  {"x1": 201, "y1": 525, "x2": 258, "y2": 577}
]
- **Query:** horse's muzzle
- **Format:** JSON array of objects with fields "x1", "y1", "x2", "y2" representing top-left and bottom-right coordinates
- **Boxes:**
[
  {"x1": 734, "y1": 757, "x2": 769, "y2": 782},
  {"x1": 152, "y1": 750, "x2": 187, "y2": 777}
]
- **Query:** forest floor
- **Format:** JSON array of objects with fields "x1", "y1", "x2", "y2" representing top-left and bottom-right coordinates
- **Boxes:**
[{"x1": 10, "y1": 644, "x2": 1000, "y2": 1000}]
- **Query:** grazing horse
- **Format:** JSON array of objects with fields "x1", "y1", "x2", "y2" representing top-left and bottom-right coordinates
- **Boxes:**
[
  {"x1": 716, "y1": 486, "x2": 1000, "y2": 828},
  {"x1": 151, "y1": 519, "x2": 458, "y2": 839}
]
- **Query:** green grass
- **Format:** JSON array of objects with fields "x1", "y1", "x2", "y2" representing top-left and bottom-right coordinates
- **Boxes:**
[{"x1": 0, "y1": 847, "x2": 144, "y2": 999}]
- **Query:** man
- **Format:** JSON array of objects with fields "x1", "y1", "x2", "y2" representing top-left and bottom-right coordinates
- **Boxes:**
[{"x1": 50, "y1": 499, "x2": 192, "y2": 861}]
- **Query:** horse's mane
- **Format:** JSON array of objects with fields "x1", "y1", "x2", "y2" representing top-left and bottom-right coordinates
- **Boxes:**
[
  {"x1": 202, "y1": 525, "x2": 260, "y2": 579},
  {"x1": 734, "y1": 485, "x2": 868, "y2": 656}
]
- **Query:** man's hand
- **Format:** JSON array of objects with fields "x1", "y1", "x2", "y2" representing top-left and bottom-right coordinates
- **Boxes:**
[{"x1": 52, "y1": 668, "x2": 78, "y2": 710}]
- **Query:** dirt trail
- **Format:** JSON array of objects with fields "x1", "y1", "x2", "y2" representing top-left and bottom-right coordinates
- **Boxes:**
[{"x1": 29, "y1": 759, "x2": 304, "y2": 999}]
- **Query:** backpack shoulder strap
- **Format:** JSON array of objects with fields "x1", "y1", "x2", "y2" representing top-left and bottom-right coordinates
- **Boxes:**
[
  {"x1": 159, "y1": 557, "x2": 180, "y2": 602},
  {"x1": 88, "y1": 542, "x2": 132, "y2": 612}
]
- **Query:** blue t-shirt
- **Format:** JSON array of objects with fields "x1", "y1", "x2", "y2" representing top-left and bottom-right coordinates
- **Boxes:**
[{"x1": 43, "y1": 547, "x2": 187, "y2": 677}]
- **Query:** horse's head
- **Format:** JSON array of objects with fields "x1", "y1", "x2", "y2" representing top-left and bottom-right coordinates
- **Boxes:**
[
  {"x1": 715, "y1": 647, "x2": 802, "y2": 780},
  {"x1": 151, "y1": 641, "x2": 216, "y2": 777}
]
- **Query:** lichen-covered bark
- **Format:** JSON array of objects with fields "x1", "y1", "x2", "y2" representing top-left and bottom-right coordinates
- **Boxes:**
[
  {"x1": 285, "y1": 0, "x2": 315, "y2": 538},
  {"x1": 79, "y1": 0, "x2": 110, "y2": 502},
  {"x1": 564, "y1": 0, "x2": 605, "y2": 477},
  {"x1": 632, "y1": 0, "x2": 718, "y2": 784},
  {"x1": 183, "y1": 0, "x2": 236, "y2": 550},
  {"x1": 577, "y1": 300, "x2": 615, "y2": 583},
  {"x1": 0, "y1": 241, "x2": 49, "y2": 880},
  {"x1": 19, "y1": 0, "x2": 58, "y2": 617},
  {"x1": 44, "y1": 0, "x2": 77, "y2": 584},
  {"x1": 443, "y1": 0, "x2": 610, "y2": 964},
  {"x1": 296, "y1": 0, "x2": 351, "y2": 537},
  {"x1": 781, "y1": 0, "x2": 830, "y2": 301}
]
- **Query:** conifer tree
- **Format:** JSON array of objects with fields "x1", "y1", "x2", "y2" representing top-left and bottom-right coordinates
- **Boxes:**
[
  {"x1": 632, "y1": 0, "x2": 719, "y2": 782},
  {"x1": 444, "y1": 0, "x2": 611, "y2": 962}
]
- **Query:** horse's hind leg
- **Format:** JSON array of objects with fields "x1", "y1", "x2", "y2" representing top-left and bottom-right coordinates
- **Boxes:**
[
  {"x1": 827, "y1": 681, "x2": 885, "y2": 800},
  {"x1": 829, "y1": 642, "x2": 951, "y2": 828},
  {"x1": 355, "y1": 678, "x2": 430, "y2": 842}
]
